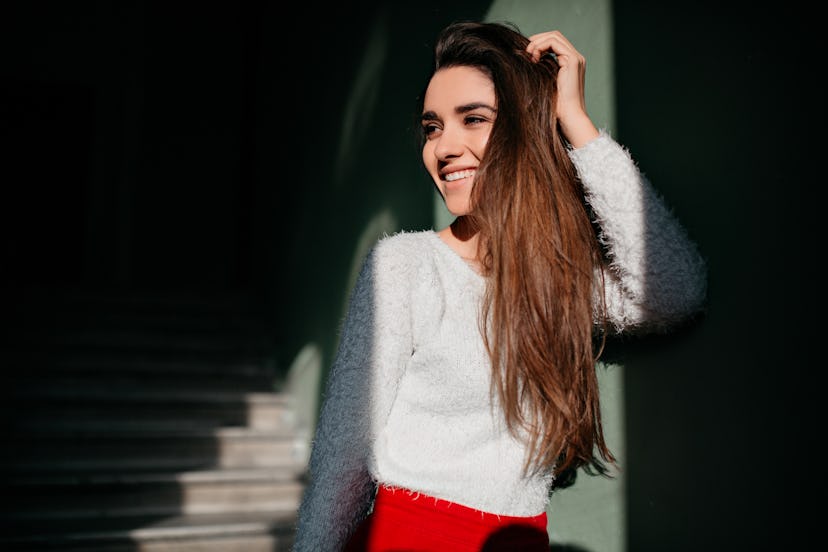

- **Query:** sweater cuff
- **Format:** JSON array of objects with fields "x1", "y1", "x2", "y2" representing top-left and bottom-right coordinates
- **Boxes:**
[{"x1": 567, "y1": 127, "x2": 611, "y2": 157}]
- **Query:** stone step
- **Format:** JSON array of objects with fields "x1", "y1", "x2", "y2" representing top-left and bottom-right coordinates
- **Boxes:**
[
  {"x1": 11, "y1": 313, "x2": 267, "y2": 338},
  {"x1": 9, "y1": 353, "x2": 274, "y2": 377},
  {"x1": 0, "y1": 509, "x2": 296, "y2": 551},
  {"x1": 1, "y1": 290, "x2": 303, "y2": 549},
  {"x1": 3, "y1": 468, "x2": 305, "y2": 521},
  {"x1": 8, "y1": 370, "x2": 278, "y2": 397},
  {"x1": 7, "y1": 386, "x2": 288, "y2": 405},
  {"x1": 13, "y1": 408, "x2": 292, "y2": 432},
  {"x1": 3, "y1": 427, "x2": 307, "y2": 473},
  {"x1": 10, "y1": 328, "x2": 270, "y2": 355},
  {"x1": 10, "y1": 288, "x2": 257, "y2": 317},
  {"x1": 2, "y1": 358, "x2": 279, "y2": 387},
  {"x1": 2, "y1": 365, "x2": 286, "y2": 426},
  {"x1": 21, "y1": 307, "x2": 269, "y2": 332},
  {"x1": 5, "y1": 400, "x2": 290, "y2": 432}
]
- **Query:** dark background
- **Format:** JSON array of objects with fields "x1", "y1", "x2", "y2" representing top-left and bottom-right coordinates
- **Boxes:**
[
  {"x1": 1, "y1": 1, "x2": 820, "y2": 550},
  {"x1": 613, "y1": 3, "x2": 820, "y2": 549}
]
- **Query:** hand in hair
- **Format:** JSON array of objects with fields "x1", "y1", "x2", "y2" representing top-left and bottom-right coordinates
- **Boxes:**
[{"x1": 526, "y1": 30, "x2": 599, "y2": 148}]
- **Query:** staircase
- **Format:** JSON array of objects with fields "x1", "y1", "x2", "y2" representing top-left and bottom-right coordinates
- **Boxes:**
[{"x1": 0, "y1": 289, "x2": 308, "y2": 551}]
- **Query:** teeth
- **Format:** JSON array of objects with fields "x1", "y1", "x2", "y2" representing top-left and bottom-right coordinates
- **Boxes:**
[{"x1": 445, "y1": 169, "x2": 475, "y2": 182}]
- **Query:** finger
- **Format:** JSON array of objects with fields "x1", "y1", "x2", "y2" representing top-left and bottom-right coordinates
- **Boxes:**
[
  {"x1": 527, "y1": 30, "x2": 577, "y2": 51},
  {"x1": 528, "y1": 35, "x2": 577, "y2": 59},
  {"x1": 527, "y1": 39, "x2": 574, "y2": 63},
  {"x1": 526, "y1": 31, "x2": 580, "y2": 61},
  {"x1": 529, "y1": 40, "x2": 583, "y2": 70}
]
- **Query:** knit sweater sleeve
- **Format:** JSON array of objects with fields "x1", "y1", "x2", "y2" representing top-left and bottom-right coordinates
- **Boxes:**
[
  {"x1": 568, "y1": 130, "x2": 708, "y2": 333},
  {"x1": 292, "y1": 239, "x2": 414, "y2": 551}
]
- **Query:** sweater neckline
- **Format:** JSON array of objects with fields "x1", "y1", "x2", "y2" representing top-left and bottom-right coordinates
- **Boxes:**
[{"x1": 426, "y1": 230, "x2": 486, "y2": 282}]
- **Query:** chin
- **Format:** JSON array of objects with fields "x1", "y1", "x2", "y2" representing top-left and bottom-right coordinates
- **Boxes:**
[{"x1": 445, "y1": 204, "x2": 471, "y2": 217}]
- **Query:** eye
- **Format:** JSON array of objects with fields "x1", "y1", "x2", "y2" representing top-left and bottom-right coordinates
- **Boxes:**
[
  {"x1": 464, "y1": 115, "x2": 488, "y2": 125},
  {"x1": 421, "y1": 122, "x2": 442, "y2": 139}
]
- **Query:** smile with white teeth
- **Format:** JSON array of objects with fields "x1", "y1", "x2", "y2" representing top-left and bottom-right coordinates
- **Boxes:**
[{"x1": 444, "y1": 169, "x2": 476, "y2": 182}]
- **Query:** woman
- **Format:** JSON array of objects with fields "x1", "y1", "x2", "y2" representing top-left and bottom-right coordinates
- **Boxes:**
[{"x1": 293, "y1": 21, "x2": 707, "y2": 552}]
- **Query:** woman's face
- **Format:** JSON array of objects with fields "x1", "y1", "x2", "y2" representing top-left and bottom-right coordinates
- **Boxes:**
[{"x1": 421, "y1": 65, "x2": 496, "y2": 216}]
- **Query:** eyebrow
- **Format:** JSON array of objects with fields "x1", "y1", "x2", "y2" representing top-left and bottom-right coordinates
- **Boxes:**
[{"x1": 421, "y1": 102, "x2": 497, "y2": 122}]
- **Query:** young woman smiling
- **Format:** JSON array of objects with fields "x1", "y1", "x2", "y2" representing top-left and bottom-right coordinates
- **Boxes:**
[{"x1": 293, "y1": 20, "x2": 707, "y2": 552}]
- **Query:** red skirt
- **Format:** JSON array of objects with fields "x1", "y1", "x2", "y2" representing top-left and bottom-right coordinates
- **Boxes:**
[{"x1": 344, "y1": 486, "x2": 549, "y2": 552}]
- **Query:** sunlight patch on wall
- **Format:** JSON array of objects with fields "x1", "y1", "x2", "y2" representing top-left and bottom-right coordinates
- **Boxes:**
[{"x1": 284, "y1": 342, "x2": 324, "y2": 466}]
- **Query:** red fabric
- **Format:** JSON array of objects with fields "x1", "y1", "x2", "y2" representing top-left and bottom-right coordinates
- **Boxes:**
[{"x1": 344, "y1": 486, "x2": 549, "y2": 552}]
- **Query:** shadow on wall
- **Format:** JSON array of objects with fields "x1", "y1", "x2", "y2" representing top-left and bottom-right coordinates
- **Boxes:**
[
  {"x1": 479, "y1": 524, "x2": 594, "y2": 551},
  {"x1": 608, "y1": 0, "x2": 823, "y2": 550}
]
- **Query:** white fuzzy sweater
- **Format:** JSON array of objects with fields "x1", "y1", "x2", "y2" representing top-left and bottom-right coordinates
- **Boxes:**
[{"x1": 293, "y1": 131, "x2": 707, "y2": 551}]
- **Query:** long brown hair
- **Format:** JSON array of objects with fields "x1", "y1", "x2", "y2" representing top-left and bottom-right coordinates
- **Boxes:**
[{"x1": 427, "y1": 21, "x2": 614, "y2": 477}]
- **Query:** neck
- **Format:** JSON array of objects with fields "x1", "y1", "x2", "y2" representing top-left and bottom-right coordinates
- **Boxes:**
[{"x1": 439, "y1": 216, "x2": 481, "y2": 265}]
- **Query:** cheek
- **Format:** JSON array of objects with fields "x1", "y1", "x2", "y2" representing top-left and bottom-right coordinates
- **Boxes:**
[
  {"x1": 422, "y1": 144, "x2": 437, "y2": 174},
  {"x1": 474, "y1": 133, "x2": 490, "y2": 158}
]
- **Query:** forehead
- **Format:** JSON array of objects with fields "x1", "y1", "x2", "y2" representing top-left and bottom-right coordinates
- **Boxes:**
[{"x1": 423, "y1": 66, "x2": 495, "y2": 112}]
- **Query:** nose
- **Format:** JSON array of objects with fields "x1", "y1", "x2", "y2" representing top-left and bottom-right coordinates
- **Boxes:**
[{"x1": 433, "y1": 124, "x2": 463, "y2": 161}]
